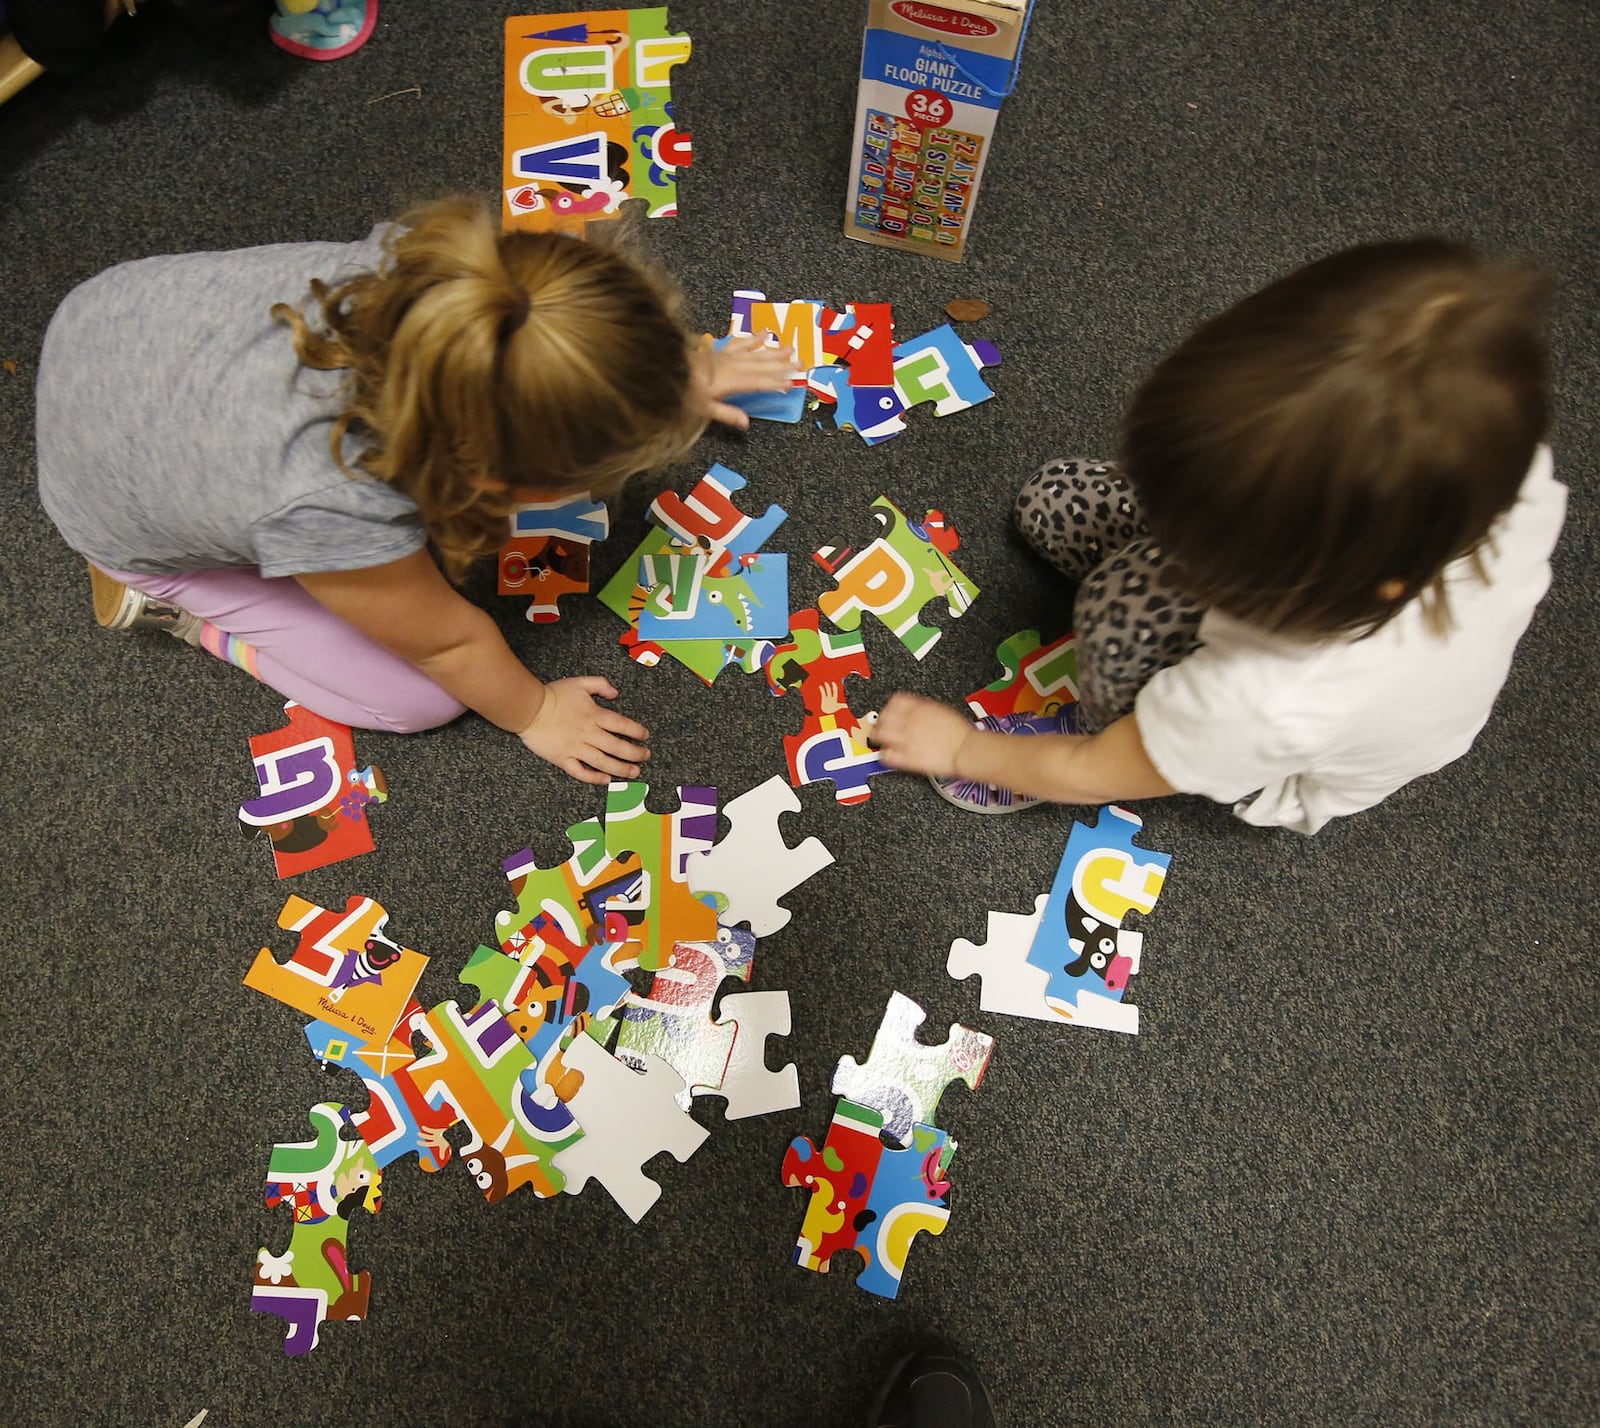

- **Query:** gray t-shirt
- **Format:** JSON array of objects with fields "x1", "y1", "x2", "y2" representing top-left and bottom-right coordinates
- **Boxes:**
[{"x1": 36, "y1": 228, "x2": 426, "y2": 579}]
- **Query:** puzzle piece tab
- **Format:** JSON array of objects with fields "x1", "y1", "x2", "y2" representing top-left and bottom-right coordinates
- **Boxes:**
[
  {"x1": 966, "y1": 630, "x2": 1079, "y2": 720},
  {"x1": 831, "y1": 991, "x2": 993, "y2": 1146},
  {"x1": 239, "y1": 702, "x2": 386, "y2": 878},
  {"x1": 685, "y1": 775, "x2": 835, "y2": 936},
  {"x1": 1028, "y1": 805, "x2": 1170, "y2": 1034},
  {"x1": 814, "y1": 498, "x2": 979, "y2": 659}
]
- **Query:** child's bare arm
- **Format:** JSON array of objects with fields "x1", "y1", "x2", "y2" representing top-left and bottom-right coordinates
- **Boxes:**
[
  {"x1": 295, "y1": 551, "x2": 649, "y2": 784},
  {"x1": 873, "y1": 691, "x2": 1175, "y2": 806}
]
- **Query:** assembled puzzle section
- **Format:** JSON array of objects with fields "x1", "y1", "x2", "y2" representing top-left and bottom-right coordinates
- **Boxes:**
[
  {"x1": 947, "y1": 805, "x2": 1172, "y2": 1032},
  {"x1": 238, "y1": 702, "x2": 387, "y2": 878},
  {"x1": 498, "y1": 493, "x2": 609, "y2": 623},
  {"x1": 503, "y1": 9, "x2": 692, "y2": 233},
  {"x1": 814, "y1": 497, "x2": 979, "y2": 659}
]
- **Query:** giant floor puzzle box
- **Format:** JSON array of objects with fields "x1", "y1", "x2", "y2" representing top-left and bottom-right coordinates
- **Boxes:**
[{"x1": 844, "y1": 0, "x2": 1031, "y2": 262}]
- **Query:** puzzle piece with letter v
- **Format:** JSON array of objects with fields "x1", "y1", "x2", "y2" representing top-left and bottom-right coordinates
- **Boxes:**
[{"x1": 238, "y1": 701, "x2": 387, "y2": 878}]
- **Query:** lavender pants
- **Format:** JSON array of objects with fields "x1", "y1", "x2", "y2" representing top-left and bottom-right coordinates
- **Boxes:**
[{"x1": 111, "y1": 565, "x2": 467, "y2": 733}]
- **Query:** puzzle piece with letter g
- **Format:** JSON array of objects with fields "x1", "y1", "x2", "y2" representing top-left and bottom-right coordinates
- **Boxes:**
[
  {"x1": 830, "y1": 990, "x2": 994, "y2": 1147},
  {"x1": 813, "y1": 497, "x2": 979, "y2": 660}
]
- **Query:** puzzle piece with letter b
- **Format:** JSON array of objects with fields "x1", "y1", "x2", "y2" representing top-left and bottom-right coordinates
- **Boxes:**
[{"x1": 830, "y1": 990, "x2": 994, "y2": 1147}]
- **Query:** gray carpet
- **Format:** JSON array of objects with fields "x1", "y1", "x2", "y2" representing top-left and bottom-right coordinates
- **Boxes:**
[{"x1": 2, "y1": 2, "x2": 1596, "y2": 1424}]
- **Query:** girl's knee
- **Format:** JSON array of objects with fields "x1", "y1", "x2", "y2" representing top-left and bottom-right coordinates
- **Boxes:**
[{"x1": 376, "y1": 691, "x2": 469, "y2": 735}]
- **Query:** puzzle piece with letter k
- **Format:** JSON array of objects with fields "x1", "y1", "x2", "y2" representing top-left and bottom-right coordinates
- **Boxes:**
[{"x1": 813, "y1": 497, "x2": 979, "y2": 660}]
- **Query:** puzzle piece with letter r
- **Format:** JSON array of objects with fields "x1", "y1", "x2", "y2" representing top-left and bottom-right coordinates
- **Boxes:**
[
  {"x1": 251, "y1": 1101, "x2": 382, "y2": 1358},
  {"x1": 813, "y1": 497, "x2": 979, "y2": 660},
  {"x1": 831, "y1": 991, "x2": 994, "y2": 1147},
  {"x1": 1026, "y1": 804, "x2": 1172, "y2": 1035},
  {"x1": 781, "y1": 1098, "x2": 955, "y2": 1299},
  {"x1": 966, "y1": 629, "x2": 1079, "y2": 720},
  {"x1": 238, "y1": 701, "x2": 386, "y2": 878}
]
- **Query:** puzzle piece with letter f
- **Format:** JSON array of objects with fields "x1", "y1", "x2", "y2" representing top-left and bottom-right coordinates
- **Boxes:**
[
  {"x1": 503, "y1": 8, "x2": 693, "y2": 233},
  {"x1": 238, "y1": 701, "x2": 387, "y2": 878},
  {"x1": 251, "y1": 1101, "x2": 382, "y2": 1358},
  {"x1": 814, "y1": 497, "x2": 979, "y2": 660},
  {"x1": 830, "y1": 991, "x2": 994, "y2": 1147},
  {"x1": 781, "y1": 1099, "x2": 955, "y2": 1300}
]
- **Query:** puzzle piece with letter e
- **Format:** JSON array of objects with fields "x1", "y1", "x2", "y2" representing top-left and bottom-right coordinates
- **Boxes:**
[
  {"x1": 503, "y1": 8, "x2": 693, "y2": 233},
  {"x1": 814, "y1": 497, "x2": 979, "y2": 660},
  {"x1": 781, "y1": 1098, "x2": 955, "y2": 1299},
  {"x1": 966, "y1": 629, "x2": 1080, "y2": 720},
  {"x1": 238, "y1": 701, "x2": 387, "y2": 878},
  {"x1": 498, "y1": 494, "x2": 609, "y2": 623},
  {"x1": 685, "y1": 775, "x2": 835, "y2": 936},
  {"x1": 251, "y1": 1101, "x2": 382, "y2": 1358},
  {"x1": 830, "y1": 990, "x2": 994, "y2": 1147},
  {"x1": 550, "y1": 1028, "x2": 709, "y2": 1222},
  {"x1": 1026, "y1": 804, "x2": 1171, "y2": 1035}
]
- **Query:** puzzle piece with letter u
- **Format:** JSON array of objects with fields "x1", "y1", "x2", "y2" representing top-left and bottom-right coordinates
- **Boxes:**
[
  {"x1": 503, "y1": 9, "x2": 693, "y2": 233},
  {"x1": 813, "y1": 497, "x2": 979, "y2": 660}
]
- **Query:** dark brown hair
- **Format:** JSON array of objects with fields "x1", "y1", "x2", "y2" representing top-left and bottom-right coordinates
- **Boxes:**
[
  {"x1": 1122, "y1": 239, "x2": 1550, "y2": 637},
  {"x1": 273, "y1": 197, "x2": 704, "y2": 581}
]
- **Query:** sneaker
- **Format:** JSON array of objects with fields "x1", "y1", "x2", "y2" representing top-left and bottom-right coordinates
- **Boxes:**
[
  {"x1": 269, "y1": 0, "x2": 377, "y2": 61},
  {"x1": 929, "y1": 706, "x2": 1079, "y2": 814},
  {"x1": 868, "y1": 1347, "x2": 997, "y2": 1428},
  {"x1": 88, "y1": 564, "x2": 204, "y2": 646}
]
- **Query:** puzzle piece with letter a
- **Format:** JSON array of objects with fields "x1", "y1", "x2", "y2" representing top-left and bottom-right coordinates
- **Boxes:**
[
  {"x1": 498, "y1": 493, "x2": 609, "y2": 623},
  {"x1": 1028, "y1": 804, "x2": 1171, "y2": 1034},
  {"x1": 685, "y1": 774, "x2": 835, "y2": 936},
  {"x1": 781, "y1": 1098, "x2": 955, "y2": 1299},
  {"x1": 550, "y1": 1027, "x2": 709, "y2": 1222},
  {"x1": 251, "y1": 1101, "x2": 382, "y2": 1358},
  {"x1": 831, "y1": 991, "x2": 994, "y2": 1147},
  {"x1": 814, "y1": 497, "x2": 979, "y2": 660},
  {"x1": 238, "y1": 701, "x2": 387, "y2": 878},
  {"x1": 243, "y1": 895, "x2": 426, "y2": 1075},
  {"x1": 503, "y1": 8, "x2": 693, "y2": 233},
  {"x1": 966, "y1": 629, "x2": 1079, "y2": 720}
]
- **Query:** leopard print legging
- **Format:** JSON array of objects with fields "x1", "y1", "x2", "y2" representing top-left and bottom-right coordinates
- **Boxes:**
[{"x1": 1014, "y1": 457, "x2": 1204, "y2": 733}]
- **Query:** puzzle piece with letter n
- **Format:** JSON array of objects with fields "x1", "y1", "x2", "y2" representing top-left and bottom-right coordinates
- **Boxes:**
[
  {"x1": 830, "y1": 991, "x2": 994, "y2": 1147},
  {"x1": 503, "y1": 9, "x2": 693, "y2": 233},
  {"x1": 813, "y1": 497, "x2": 979, "y2": 660},
  {"x1": 781, "y1": 1098, "x2": 955, "y2": 1300},
  {"x1": 238, "y1": 701, "x2": 387, "y2": 878},
  {"x1": 498, "y1": 494, "x2": 609, "y2": 624},
  {"x1": 685, "y1": 774, "x2": 835, "y2": 936},
  {"x1": 1026, "y1": 804, "x2": 1172, "y2": 1034},
  {"x1": 252, "y1": 1101, "x2": 382, "y2": 1358},
  {"x1": 967, "y1": 629, "x2": 1080, "y2": 720}
]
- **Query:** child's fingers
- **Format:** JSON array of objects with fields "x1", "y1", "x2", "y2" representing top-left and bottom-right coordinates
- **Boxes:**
[
  {"x1": 597, "y1": 733, "x2": 649, "y2": 766},
  {"x1": 598, "y1": 708, "x2": 649, "y2": 743},
  {"x1": 572, "y1": 675, "x2": 620, "y2": 700},
  {"x1": 564, "y1": 758, "x2": 610, "y2": 786}
]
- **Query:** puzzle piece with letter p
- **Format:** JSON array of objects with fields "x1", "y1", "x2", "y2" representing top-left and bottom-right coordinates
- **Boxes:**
[
  {"x1": 813, "y1": 497, "x2": 979, "y2": 660},
  {"x1": 830, "y1": 990, "x2": 994, "y2": 1147}
]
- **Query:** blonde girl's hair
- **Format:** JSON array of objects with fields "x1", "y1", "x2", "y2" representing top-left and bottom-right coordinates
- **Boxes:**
[
  {"x1": 271, "y1": 196, "x2": 705, "y2": 581},
  {"x1": 1122, "y1": 239, "x2": 1550, "y2": 638}
]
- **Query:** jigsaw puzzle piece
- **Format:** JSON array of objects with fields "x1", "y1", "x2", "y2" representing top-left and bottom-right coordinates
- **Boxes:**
[
  {"x1": 715, "y1": 989, "x2": 801, "y2": 1119},
  {"x1": 636, "y1": 548, "x2": 789, "y2": 642},
  {"x1": 411, "y1": 1000, "x2": 581, "y2": 1201},
  {"x1": 551, "y1": 1029, "x2": 709, "y2": 1221},
  {"x1": 807, "y1": 365, "x2": 908, "y2": 444},
  {"x1": 239, "y1": 702, "x2": 385, "y2": 877},
  {"x1": 304, "y1": 1007, "x2": 456, "y2": 1172},
  {"x1": 831, "y1": 991, "x2": 994, "y2": 1146},
  {"x1": 499, "y1": 494, "x2": 610, "y2": 623},
  {"x1": 253, "y1": 1101, "x2": 381, "y2": 1357},
  {"x1": 966, "y1": 630, "x2": 1080, "y2": 720},
  {"x1": 854, "y1": 1123, "x2": 956, "y2": 1299},
  {"x1": 820, "y1": 302, "x2": 896, "y2": 386},
  {"x1": 685, "y1": 775, "x2": 835, "y2": 936},
  {"x1": 813, "y1": 497, "x2": 979, "y2": 659},
  {"x1": 782, "y1": 1098, "x2": 886, "y2": 1272},
  {"x1": 765, "y1": 608, "x2": 872, "y2": 702},
  {"x1": 461, "y1": 927, "x2": 634, "y2": 1063},
  {"x1": 601, "y1": 780, "x2": 720, "y2": 970},
  {"x1": 1029, "y1": 805, "x2": 1170, "y2": 1034},
  {"x1": 494, "y1": 814, "x2": 639, "y2": 954},
  {"x1": 647, "y1": 462, "x2": 787, "y2": 561},
  {"x1": 892, "y1": 323, "x2": 1001, "y2": 417},
  {"x1": 244, "y1": 895, "x2": 426, "y2": 1059},
  {"x1": 945, "y1": 895, "x2": 1054, "y2": 1021},
  {"x1": 716, "y1": 334, "x2": 807, "y2": 423},
  {"x1": 783, "y1": 708, "x2": 890, "y2": 807}
]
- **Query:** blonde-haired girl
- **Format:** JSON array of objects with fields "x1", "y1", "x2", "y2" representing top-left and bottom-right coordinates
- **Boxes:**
[{"x1": 36, "y1": 197, "x2": 794, "y2": 783}]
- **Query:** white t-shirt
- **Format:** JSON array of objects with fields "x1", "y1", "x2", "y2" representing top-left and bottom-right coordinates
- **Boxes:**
[{"x1": 1136, "y1": 446, "x2": 1567, "y2": 834}]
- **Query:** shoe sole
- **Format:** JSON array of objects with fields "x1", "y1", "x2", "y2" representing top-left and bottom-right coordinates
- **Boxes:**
[{"x1": 88, "y1": 563, "x2": 144, "y2": 629}]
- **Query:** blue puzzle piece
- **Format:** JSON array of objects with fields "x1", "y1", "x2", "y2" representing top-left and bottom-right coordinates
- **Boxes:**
[
  {"x1": 716, "y1": 335, "x2": 807, "y2": 423},
  {"x1": 892, "y1": 323, "x2": 999, "y2": 416},
  {"x1": 856, "y1": 1123, "x2": 954, "y2": 1300},
  {"x1": 1029, "y1": 805, "x2": 1171, "y2": 1020},
  {"x1": 637, "y1": 551, "x2": 790, "y2": 642},
  {"x1": 809, "y1": 366, "x2": 907, "y2": 444},
  {"x1": 303, "y1": 1020, "x2": 452, "y2": 1173},
  {"x1": 512, "y1": 497, "x2": 609, "y2": 543}
]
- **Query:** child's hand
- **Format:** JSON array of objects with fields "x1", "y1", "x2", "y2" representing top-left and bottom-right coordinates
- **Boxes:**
[
  {"x1": 693, "y1": 332, "x2": 801, "y2": 429},
  {"x1": 872, "y1": 692, "x2": 975, "y2": 779},
  {"x1": 519, "y1": 676, "x2": 651, "y2": 785}
]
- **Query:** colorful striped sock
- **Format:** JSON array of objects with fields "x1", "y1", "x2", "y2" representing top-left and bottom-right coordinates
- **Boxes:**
[{"x1": 198, "y1": 622, "x2": 261, "y2": 679}]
